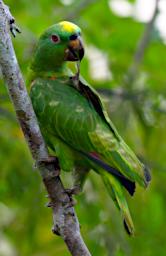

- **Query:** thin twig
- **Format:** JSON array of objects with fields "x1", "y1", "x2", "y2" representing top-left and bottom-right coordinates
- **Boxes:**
[
  {"x1": 121, "y1": 0, "x2": 160, "y2": 128},
  {"x1": 0, "y1": 1, "x2": 91, "y2": 255},
  {"x1": 97, "y1": 87, "x2": 145, "y2": 100},
  {"x1": 124, "y1": 0, "x2": 160, "y2": 88}
]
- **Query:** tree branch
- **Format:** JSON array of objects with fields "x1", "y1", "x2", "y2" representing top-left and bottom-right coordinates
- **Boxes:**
[
  {"x1": 0, "y1": 1, "x2": 91, "y2": 255},
  {"x1": 124, "y1": 0, "x2": 160, "y2": 88},
  {"x1": 119, "y1": 0, "x2": 160, "y2": 128}
]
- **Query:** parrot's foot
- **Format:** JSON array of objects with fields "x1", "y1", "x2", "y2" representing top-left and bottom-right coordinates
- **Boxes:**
[
  {"x1": 9, "y1": 18, "x2": 21, "y2": 37},
  {"x1": 64, "y1": 185, "x2": 81, "y2": 196},
  {"x1": 46, "y1": 196, "x2": 76, "y2": 209},
  {"x1": 52, "y1": 226, "x2": 60, "y2": 236},
  {"x1": 46, "y1": 201, "x2": 53, "y2": 207},
  {"x1": 65, "y1": 198, "x2": 77, "y2": 207},
  {"x1": 39, "y1": 155, "x2": 58, "y2": 164},
  {"x1": 37, "y1": 156, "x2": 60, "y2": 176},
  {"x1": 3, "y1": 5, "x2": 21, "y2": 37}
]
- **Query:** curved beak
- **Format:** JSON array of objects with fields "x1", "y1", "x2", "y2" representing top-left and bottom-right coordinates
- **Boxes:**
[{"x1": 65, "y1": 36, "x2": 84, "y2": 62}]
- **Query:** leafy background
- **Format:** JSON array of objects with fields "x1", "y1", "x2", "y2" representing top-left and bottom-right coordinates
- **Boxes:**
[{"x1": 0, "y1": 0, "x2": 166, "y2": 255}]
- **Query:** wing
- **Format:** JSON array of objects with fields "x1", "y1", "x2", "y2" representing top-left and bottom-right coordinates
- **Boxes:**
[
  {"x1": 70, "y1": 76, "x2": 151, "y2": 187},
  {"x1": 71, "y1": 76, "x2": 120, "y2": 141}
]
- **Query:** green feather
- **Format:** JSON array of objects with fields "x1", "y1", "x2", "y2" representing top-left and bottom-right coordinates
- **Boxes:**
[
  {"x1": 101, "y1": 171, "x2": 134, "y2": 235},
  {"x1": 30, "y1": 21, "x2": 151, "y2": 235}
]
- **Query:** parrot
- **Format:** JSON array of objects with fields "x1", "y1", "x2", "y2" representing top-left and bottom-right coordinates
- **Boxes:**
[{"x1": 30, "y1": 21, "x2": 151, "y2": 235}]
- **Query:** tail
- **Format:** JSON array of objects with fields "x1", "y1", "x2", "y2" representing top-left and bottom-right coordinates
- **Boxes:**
[
  {"x1": 113, "y1": 140, "x2": 151, "y2": 187},
  {"x1": 89, "y1": 130, "x2": 151, "y2": 188},
  {"x1": 84, "y1": 151, "x2": 135, "y2": 234},
  {"x1": 84, "y1": 151, "x2": 136, "y2": 195},
  {"x1": 101, "y1": 170, "x2": 135, "y2": 235}
]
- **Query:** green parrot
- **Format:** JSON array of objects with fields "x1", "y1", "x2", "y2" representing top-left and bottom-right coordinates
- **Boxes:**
[{"x1": 30, "y1": 21, "x2": 151, "y2": 235}]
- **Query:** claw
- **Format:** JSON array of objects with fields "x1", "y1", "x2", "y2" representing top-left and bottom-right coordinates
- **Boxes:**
[
  {"x1": 67, "y1": 198, "x2": 77, "y2": 207},
  {"x1": 3, "y1": 4, "x2": 21, "y2": 37},
  {"x1": 46, "y1": 197, "x2": 76, "y2": 209},
  {"x1": 62, "y1": 186, "x2": 80, "y2": 207},
  {"x1": 52, "y1": 226, "x2": 60, "y2": 236},
  {"x1": 9, "y1": 17, "x2": 21, "y2": 37},
  {"x1": 40, "y1": 156, "x2": 57, "y2": 163},
  {"x1": 37, "y1": 156, "x2": 60, "y2": 176},
  {"x1": 46, "y1": 201, "x2": 56, "y2": 208},
  {"x1": 64, "y1": 185, "x2": 81, "y2": 196},
  {"x1": 62, "y1": 198, "x2": 77, "y2": 208},
  {"x1": 39, "y1": 156, "x2": 58, "y2": 164}
]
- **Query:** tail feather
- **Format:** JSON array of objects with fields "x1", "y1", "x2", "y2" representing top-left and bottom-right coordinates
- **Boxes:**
[
  {"x1": 116, "y1": 140, "x2": 150, "y2": 187},
  {"x1": 144, "y1": 166, "x2": 151, "y2": 186},
  {"x1": 88, "y1": 130, "x2": 151, "y2": 188},
  {"x1": 84, "y1": 152, "x2": 136, "y2": 196},
  {"x1": 101, "y1": 171, "x2": 135, "y2": 236},
  {"x1": 124, "y1": 219, "x2": 133, "y2": 235}
]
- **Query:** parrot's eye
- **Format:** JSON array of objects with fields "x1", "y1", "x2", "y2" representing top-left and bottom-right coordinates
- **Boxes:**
[
  {"x1": 69, "y1": 34, "x2": 78, "y2": 41},
  {"x1": 51, "y1": 34, "x2": 60, "y2": 44}
]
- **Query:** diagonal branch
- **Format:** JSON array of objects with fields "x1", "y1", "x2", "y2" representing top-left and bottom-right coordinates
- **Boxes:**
[
  {"x1": 0, "y1": 1, "x2": 91, "y2": 255},
  {"x1": 124, "y1": 0, "x2": 160, "y2": 88},
  {"x1": 121, "y1": 0, "x2": 160, "y2": 128}
]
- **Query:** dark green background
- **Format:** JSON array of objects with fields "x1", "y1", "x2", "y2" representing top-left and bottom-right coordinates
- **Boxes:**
[{"x1": 0, "y1": 0, "x2": 166, "y2": 255}]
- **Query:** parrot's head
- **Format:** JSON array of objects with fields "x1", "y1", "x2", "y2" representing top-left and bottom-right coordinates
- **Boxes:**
[{"x1": 31, "y1": 21, "x2": 84, "y2": 72}]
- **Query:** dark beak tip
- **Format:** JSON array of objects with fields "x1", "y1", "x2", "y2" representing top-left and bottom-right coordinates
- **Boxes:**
[{"x1": 79, "y1": 47, "x2": 84, "y2": 61}]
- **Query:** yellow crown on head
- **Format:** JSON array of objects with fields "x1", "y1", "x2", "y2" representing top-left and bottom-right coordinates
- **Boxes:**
[{"x1": 59, "y1": 21, "x2": 78, "y2": 33}]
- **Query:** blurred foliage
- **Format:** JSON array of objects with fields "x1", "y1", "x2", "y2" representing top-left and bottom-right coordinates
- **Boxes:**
[{"x1": 0, "y1": 0, "x2": 166, "y2": 255}]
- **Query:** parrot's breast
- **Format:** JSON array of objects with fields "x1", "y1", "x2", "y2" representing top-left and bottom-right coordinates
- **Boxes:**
[{"x1": 30, "y1": 77, "x2": 106, "y2": 152}]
